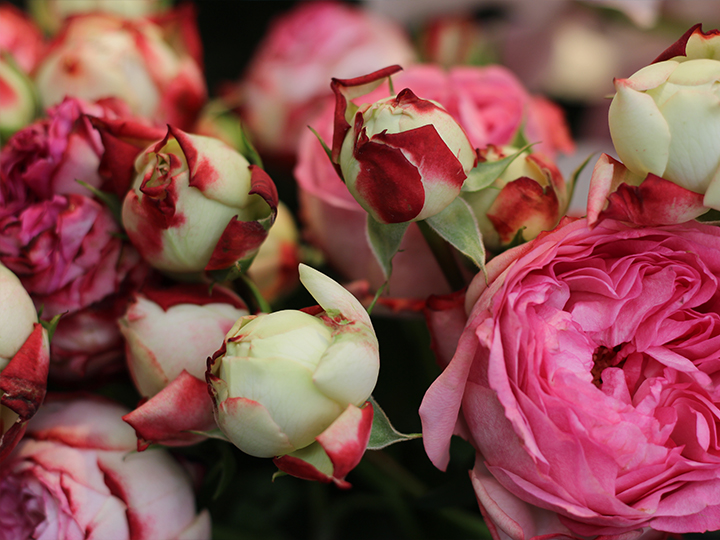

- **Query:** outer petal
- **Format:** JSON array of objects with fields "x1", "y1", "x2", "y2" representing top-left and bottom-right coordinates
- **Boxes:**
[
  {"x1": 122, "y1": 371, "x2": 216, "y2": 450},
  {"x1": 299, "y1": 263, "x2": 372, "y2": 327},
  {"x1": 608, "y1": 77, "x2": 671, "y2": 178},
  {"x1": 424, "y1": 289, "x2": 468, "y2": 369}
]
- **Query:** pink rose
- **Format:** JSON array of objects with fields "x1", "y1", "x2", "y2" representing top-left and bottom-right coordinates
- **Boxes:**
[
  {"x1": 119, "y1": 283, "x2": 248, "y2": 449},
  {"x1": 421, "y1": 215, "x2": 720, "y2": 537},
  {"x1": 295, "y1": 96, "x2": 451, "y2": 302},
  {"x1": 122, "y1": 126, "x2": 278, "y2": 274},
  {"x1": 1, "y1": 97, "x2": 135, "y2": 201},
  {"x1": 34, "y1": 12, "x2": 206, "y2": 130},
  {"x1": 0, "y1": 395, "x2": 211, "y2": 539},
  {"x1": 0, "y1": 3, "x2": 45, "y2": 73},
  {"x1": 0, "y1": 263, "x2": 49, "y2": 462},
  {"x1": 228, "y1": 0, "x2": 416, "y2": 157}
]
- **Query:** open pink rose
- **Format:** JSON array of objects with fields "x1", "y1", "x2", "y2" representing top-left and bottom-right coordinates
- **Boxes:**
[
  {"x1": 119, "y1": 283, "x2": 248, "y2": 449},
  {"x1": 0, "y1": 395, "x2": 211, "y2": 539},
  {"x1": 34, "y1": 12, "x2": 206, "y2": 130},
  {"x1": 1, "y1": 97, "x2": 136, "y2": 201},
  {"x1": 422, "y1": 215, "x2": 720, "y2": 538},
  {"x1": 228, "y1": 0, "x2": 416, "y2": 158}
]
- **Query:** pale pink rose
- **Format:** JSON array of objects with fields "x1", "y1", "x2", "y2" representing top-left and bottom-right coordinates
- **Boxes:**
[
  {"x1": 421, "y1": 214, "x2": 720, "y2": 538},
  {"x1": 0, "y1": 263, "x2": 49, "y2": 462},
  {"x1": 0, "y1": 395, "x2": 211, "y2": 540},
  {"x1": 34, "y1": 12, "x2": 206, "y2": 130},
  {"x1": 230, "y1": 0, "x2": 416, "y2": 157},
  {"x1": 295, "y1": 94, "x2": 451, "y2": 303},
  {"x1": 0, "y1": 3, "x2": 45, "y2": 73},
  {"x1": 122, "y1": 126, "x2": 278, "y2": 274},
  {"x1": 1, "y1": 97, "x2": 135, "y2": 201},
  {"x1": 119, "y1": 283, "x2": 248, "y2": 449}
]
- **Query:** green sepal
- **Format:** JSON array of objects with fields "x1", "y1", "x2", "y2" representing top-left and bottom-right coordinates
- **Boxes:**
[
  {"x1": 75, "y1": 179, "x2": 123, "y2": 226},
  {"x1": 238, "y1": 121, "x2": 263, "y2": 169},
  {"x1": 186, "y1": 429, "x2": 230, "y2": 442},
  {"x1": 38, "y1": 310, "x2": 62, "y2": 342},
  {"x1": 424, "y1": 197, "x2": 486, "y2": 276},
  {"x1": 367, "y1": 396, "x2": 421, "y2": 451},
  {"x1": 308, "y1": 125, "x2": 336, "y2": 174},
  {"x1": 366, "y1": 215, "x2": 410, "y2": 281},
  {"x1": 204, "y1": 440, "x2": 238, "y2": 500},
  {"x1": 462, "y1": 144, "x2": 533, "y2": 192},
  {"x1": 510, "y1": 123, "x2": 530, "y2": 148}
]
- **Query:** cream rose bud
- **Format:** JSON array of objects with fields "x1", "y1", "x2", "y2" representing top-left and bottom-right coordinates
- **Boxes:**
[
  {"x1": 0, "y1": 263, "x2": 50, "y2": 461},
  {"x1": 333, "y1": 67, "x2": 476, "y2": 224},
  {"x1": 462, "y1": 145, "x2": 569, "y2": 252},
  {"x1": 207, "y1": 264, "x2": 379, "y2": 459},
  {"x1": 121, "y1": 126, "x2": 278, "y2": 274},
  {"x1": 608, "y1": 24, "x2": 720, "y2": 209}
]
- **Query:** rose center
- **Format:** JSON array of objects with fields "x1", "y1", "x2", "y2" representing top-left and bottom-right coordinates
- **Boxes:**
[
  {"x1": 0, "y1": 472, "x2": 47, "y2": 539},
  {"x1": 591, "y1": 344, "x2": 625, "y2": 388}
]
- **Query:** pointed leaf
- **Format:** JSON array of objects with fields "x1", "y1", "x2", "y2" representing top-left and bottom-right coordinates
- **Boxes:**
[
  {"x1": 366, "y1": 215, "x2": 409, "y2": 280},
  {"x1": 462, "y1": 145, "x2": 533, "y2": 192},
  {"x1": 367, "y1": 396, "x2": 421, "y2": 450},
  {"x1": 425, "y1": 198, "x2": 486, "y2": 274},
  {"x1": 238, "y1": 121, "x2": 263, "y2": 169},
  {"x1": 510, "y1": 124, "x2": 530, "y2": 148}
]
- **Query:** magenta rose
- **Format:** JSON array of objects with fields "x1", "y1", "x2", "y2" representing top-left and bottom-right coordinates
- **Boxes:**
[
  {"x1": 228, "y1": 0, "x2": 416, "y2": 158},
  {"x1": 1, "y1": 97, "x2": 136, "y2": 202},
  {"x1": 0, "y1": 395, "x2": 211, "y2": 539},
  {"x1": 421, "y1": 216, "x2": 720, "y2": 538}
]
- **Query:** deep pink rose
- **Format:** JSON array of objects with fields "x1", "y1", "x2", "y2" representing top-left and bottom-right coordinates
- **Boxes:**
[
  {"x1": 0, "y1": 395, "x2": 211, "y2": 540},
  {"x1": 422, "y1": 216, "x2": 720, "y2": 538},
  {"x1": 1, "y1": 97, "x2": 136, "y2": 202},
  {"x1": 34, "y1": 12, "x2": 206, "y2": 130},
  {"x1": 0, "y1": 3, "x2": 45, "y2": 73},
  {"x1": 119, "y1": 283, "x2": 248, "y2": 449},
  {"x1": 228, "y1": 0, "x2": 416, "y2": 157}
]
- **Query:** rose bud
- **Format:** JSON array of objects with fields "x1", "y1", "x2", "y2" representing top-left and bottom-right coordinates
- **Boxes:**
[
  {"x1": 34, "y1": 12, "x2": 206, "y2": 130},
  {"x1": 0, "y1": 395, "x2": 211, "y2": 539},
  {"x1": 0, "y1": 58, "x2": 37, "y2": 146},
  {"x1": 207, "y1": 264, "x2": 378, "y2": 486},
  {"x1": 119, "y1": 283, "x2": 248, "y2": 449},
  {"x1": 332, "y1": 66, "x2": 477, "y2": 224},
  {"x1": 0, "y1": 3, "x2": 45, "y2": 73},
  {"x1": 226, "y1": 1, "x2": 416, "y2": 159},
  {"x1": 608, "y1": 24, "x2": 720, "y2": 210},
  {"x1": 121, "y1": 126, "x2": 278, "y2": 274},
  {"x1": 28, "y1": 0, "x2": 166, "y2": 35},
  {"x1": 461, "y1": 145, "x2": 570, "y2": 252},
  {"x1": 0, "y1": 263, "x2": 49, "y2": 461}
]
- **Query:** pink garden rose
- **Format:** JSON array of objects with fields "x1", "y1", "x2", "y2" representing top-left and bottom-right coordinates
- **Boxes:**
[
  {"x1": 0, "y1": 395, "x2": 211, "y2": 539},
  {"x1": 421, "y1": 215, "x2": 720, "y2": 538},
  {"x1": 0, "y1": 3, "x2": 45, "y2": 73},
  {"x1": 121, "y1": 126, "x2": 278, "y2": 274},
  {"x1": 119, "y1": 283, "x2": 248, "y2": 449},
  {"x1": 228, "y1": 0, "x2": 416, "y2": 157},
  {"x1": 34, "y1": 12, "x2": 206, "y2": 130}
]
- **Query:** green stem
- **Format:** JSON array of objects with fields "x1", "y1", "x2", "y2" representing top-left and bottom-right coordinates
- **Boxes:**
[
  {"x1": 237, "y1": 273, "x2": 272, "y2": 313},
  {"x1": 416, "y1": 220, "x2": 466, "y2": 291}
]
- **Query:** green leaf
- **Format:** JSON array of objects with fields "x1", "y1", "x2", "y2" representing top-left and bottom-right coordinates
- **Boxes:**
[
  {"x1": 424, "y1": 198, "x2": 486, "y2": 276},
  {"x1": 367, "y1": 396, "x2": 421, "y2": 451},
  {"x1": 510, "y1": 123, "x2": 530, "y2": 148},
  {"x1": 366, "y1": 215, "x2": 409, "y2": 281},
  {"x1": 39, "y1": 312, "x2": 62, "y2": 342},
  {"x1": 566, "y1": 152, "x2": 596, "y2": 209},
  {"x1": 75, "y1": 179, "x2": 123, "y2": 225},
  {"x1": 462, "y1": 144, "x2": 533, "y2": 192},
  {"x1": 238, "y1": 121, "x2": 263, "y2": 169}
]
